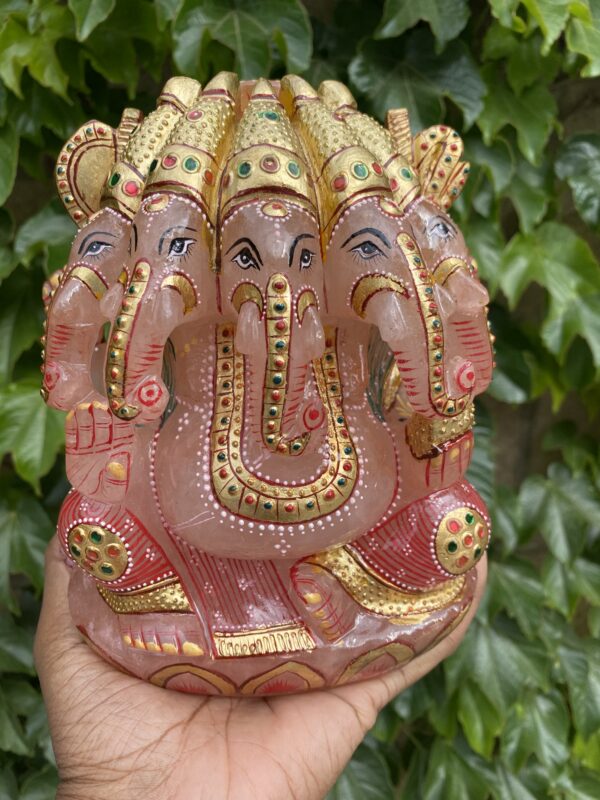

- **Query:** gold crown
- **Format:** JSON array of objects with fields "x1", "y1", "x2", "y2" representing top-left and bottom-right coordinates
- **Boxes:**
[
  {"x1": 101, "y1": 76, "x2": 201, "y2": 217},
  {"x1": 218, "y1": 78, "x2": 316, "y2": 224},
  {"x1": 143, "y1": 72, "x2": 238, "y2": 224},
  {"x1": 55, "y1": 107, "x2": 143, "y2": 227},
  {"x1": 318, "y1": 80, "x2": 420, "y2": 213},
  {"x1": 409, "y1": 117, "x2": 470, "y2": 210},
  {"x1": 280, "y1": 75, "x2": 391, "y2": 237}
]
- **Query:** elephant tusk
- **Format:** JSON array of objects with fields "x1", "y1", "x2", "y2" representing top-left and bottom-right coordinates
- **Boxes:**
[
  {"x1": 160, "y1": 273, "x2": 197, "y2": 315},
  {"x1": 350, "y1": 273, "x2": 410, "y2": 319}
]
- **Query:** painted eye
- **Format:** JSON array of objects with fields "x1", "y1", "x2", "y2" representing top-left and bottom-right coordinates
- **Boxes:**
[
  {"x1": 169, "y1": 237, "x2": 195, "y2": 256},
  {"x1": 232, "y1": 247, "x2": 259, "y2": 270},
  {"x1": 83, "y1": 241, "x2": 112, "y2": 257},
  {"x1": 351, "y1": 240, "x2": 384, "y2": 260},
  {"x1": 431, "y1": 220, "x2": 453, "y2": 239},
  {"x1": 299, "y1": 248, "x2": 314, "y2": 270}
]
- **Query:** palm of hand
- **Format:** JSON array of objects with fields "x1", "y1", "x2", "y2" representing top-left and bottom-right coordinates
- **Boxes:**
[{"x1": 35, "y1": 540, "x2": 486, "y2": 800}]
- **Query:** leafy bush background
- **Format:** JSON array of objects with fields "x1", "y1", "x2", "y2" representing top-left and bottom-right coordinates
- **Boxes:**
[{"x1": 1, "y1": 0, "x2": 600, "y2": 797}]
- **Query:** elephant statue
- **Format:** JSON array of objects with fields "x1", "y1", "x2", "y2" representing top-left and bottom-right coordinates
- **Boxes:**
[{"x1": 44, "y1": 73, "x2": 492, "y2": 696}]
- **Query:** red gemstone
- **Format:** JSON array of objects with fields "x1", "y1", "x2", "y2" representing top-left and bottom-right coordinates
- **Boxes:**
[
  {"x1": 245, "y1": 495, "x2": 256, "y2": 505},
  {"x1": 457, "y1": 555, "x2": 469, "y2": 568},
  {"x1": 308, "y1": 408, "x2": 319, "y2": 421},
  {"x1": 406, "y1": 240, "x2": 415, "y2": 250},
  {"x1": 219, "y1": 468, "x2": 228, "y2": 478},
  {"x1": 372, "y1": 162, "x2": 383, "y2": 175},
  {"x1": 218, "y1": 435, "x2": 226, "y2": 445},
  {"x1": 448, "y1": 519, "x2": 462, "y2": 533},
  {"x1": 85, "y1": 548, "x2": 99, "y2": 562},
  {"x1": 222, "y1": 329, "x2": 231, "y2": 338},
  {"x1": 163, "y1": 155, "x2": 177, "y2": 168},
  {"x1": 343, "y1": 462, "x2": 352, "y2": 472},
  {"x1": 274, "y1": 358, "x2": 285, "y2": 369},
  {"x1": 272, "y1": 390, "x2": 281, "y2": 401},
  {"x1": 123, "y1": 180, "x2": 139, "y2": 196},
  {"x1": 187, "y1": 109, "x2": 203, "y2": 120},
  {"x1": 275, "y1": 319, "x2": 286, "y2": 331},
  {"x1": 97, "y1": 127, "x2": 105, "y2": 135},
  {"x1": 274, "y1": 281, "x2": 286, "y2": 291},
  {"x1": 332, "y1": 174, "x2": 347, "y2": 191},
  {"x1": 204, "y1": 169, "x2": 214, "y2": 185},
  {"x1": 72, "y1": 531, "x2": 84, "y2": 544},
  {"x1": 389, "y1": 178, "x2": 398, "y2": 191},
  {"x1": 450, "y1": 144, "x2": 458, "y2": 152},
  {"x1": 437, "y1": 170, "x2": 445, "y2": 178},
  {"x1": 324, "y1": 489, "x2": 335, "y2": 501},
  {"x1": 222, "y1": 173, "x2": 231, "y2": 188},
  {"x1": 285, "y1": 502, "x2": 295, "y2": 512},
  {"x1": 433, "y1": 334, "x2": 442, "y2": 343},
  {"x1": 433, "y1": 367, "x2": 442, "y2": 377},
  {"x1": 440, "y1": 126, "x2": 448, "y2": 133},
  {"x1": 222, "y1": 397, "x2": 230, "y2": 407},
  {"x1": 420, "y1": 143, "x2": 428, "y2": 150},
  {"x1": 106, "y1": 544, "x2": 120, "y2": 557},
  {"x1": 222, "y1": 362, "x2": 231, "y2": 370},
  {"x1": 267, "y1": 421, "x2": 275, "y2": 430},
  {"x1": 463, "y1": 534, "x2": 473, "y2": 547}
]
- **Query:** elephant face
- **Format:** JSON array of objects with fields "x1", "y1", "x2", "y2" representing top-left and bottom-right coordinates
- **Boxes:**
[
  {"x1": 325, "y1": 196, "x2": 492, "y2": 419},
  {"x1": 43, "y1": 208, "x2": 130, "y2": 410},
  {"x1": 219, "y1": 199, "x2": 325, "y2": 453},
  {"x1": 106, "y1": 194, "x2": 216, "y2": 421}
]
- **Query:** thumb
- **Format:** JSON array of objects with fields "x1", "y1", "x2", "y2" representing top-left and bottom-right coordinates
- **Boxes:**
[{"x1": 33, "y1": 535, "x2": 85, "y2": 684}]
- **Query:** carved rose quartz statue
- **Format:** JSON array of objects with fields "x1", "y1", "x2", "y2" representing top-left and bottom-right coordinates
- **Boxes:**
[{"x1": 41, "y1": 73, "x2": 494, "y2": 696}]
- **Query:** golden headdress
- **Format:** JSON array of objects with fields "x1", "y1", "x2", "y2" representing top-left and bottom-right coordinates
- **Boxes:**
[
  {"x1": 280, "y1": 75, "x2": 391, "y2": 238},
  {"x1": 101, "y1": 76, "x2": 200, "y2": 217},
  {"x1": 143, "y1": 72, "x2": 239, "y2": 224},
  {"x1": 317, "y1": 80, "x2": 420, "y2": 213},
  {"x1": 391, "y1": 109, "x2": 470, "y2": 210},
  {"x1": 55, "y1": 107, "x2": 143, "y2": 227},
  {"x1": 218, "y1": 78, "x2": 317, "y2": 225}
]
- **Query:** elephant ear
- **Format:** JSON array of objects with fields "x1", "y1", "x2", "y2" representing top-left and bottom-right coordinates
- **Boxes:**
[
  {"x1": 387, "y1": 108, "x2": 471, "y2": 211},
  {"x1": 54, "y1": 107, "x2": 144, "y2": 227}
]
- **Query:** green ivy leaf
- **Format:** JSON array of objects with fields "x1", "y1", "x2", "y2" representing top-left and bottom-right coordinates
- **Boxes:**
[
  {"x1": 477, "y1": 64, "x2": 557, "y2": 164},
  {"x1": 0, "y1": 612, "x2": 35, "y2": 673},
  {"x1": 349, "y1": 32, "x2": 484, "y2": 129},
  {"x1": 327, "y1": 743, "x2": 394, "y2": 799},
  {"x1": 0, "y1": 269, "x2": 44, "y2": 388},
  {"x1": 519, "y1": 464, "x2": 600, "y2": 562},
  {"x1": 488, "y1": 562, "x2": 546, "y2": 638},
  {"x1": 19, "y1": 765, "x2": 59, "y2": 800},
  {"x1": 498, "y1": 222, "x2": 600, "y2": 365},
  {"x1": 555, "y1": 133, "x2": 600, "y2": 230},
  {"x1": 488, "y1": 0, "x2": 524, "y2": 30},
  {"x1": 457, "y1": 680, "x2": 503, "y2": 757},
  {"x1": 570, "y1": 558, "x2": 600, "y2": 606},
  {"x1": 566, "y1": 5, "x2": 600, "y2": 77},
  {"x1": 84, "y1": 28, "x2": 139, "y2": 97},
  {"x1": 155, "y1": 0, "x2": 184, "y2": 30},
  {"x1": 422, "y1": 738, "x2": 490, "y2": 800},
  {"x1": 0, "y1": 119, "x2": 19, "y2": 206},
  {"x1": 521, "y1": 0, "x2": 571, "y2": 51},
  {"x1": 0, "y1": 491, "x2": 52, "y2": 611},
  {"x1": 14, "y1": 203, "x2": 75, "y2": 268},
  {"x1": 68, "y1": 0, "x2": 116, "y2": 41},
  {"x1": 504, "y1": 154, "x2": 551, "y2": 233},
  {"x1": 375, "y1": 0, "x2": 470, "y2": 51},
  {"x1": 445, "y1": 619, "x2": 549, "y2": 713},
  {"x1": 0, "y1": 381, "x2": 64, "y2": 492},
  {"x1": 0, "y1": 684, "x2": 30, "y2": 755},
  {"x1": 173, "y1": 0, "x2": 311, "y2": 80},
  {"x1": 501, "y1": 689, "x2": 570, "y2": 771},
  {"x1": 558, "y1": 640, "x2": 600, "y2": 739}
]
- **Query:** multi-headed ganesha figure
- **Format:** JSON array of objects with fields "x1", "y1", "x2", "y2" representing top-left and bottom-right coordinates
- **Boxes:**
[{"x1": 42, "y1": 73, "x2": 494, "y2": 696}]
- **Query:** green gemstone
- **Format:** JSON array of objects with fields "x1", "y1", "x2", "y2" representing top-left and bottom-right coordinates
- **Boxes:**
[
  {"x1": 223, "y1": 381, "x2": 231, "y2": 389},
  {"x1": 261, "y1": 110, "x2": 279, "y2": 121},
  {"x1": 287, "y1": 161, "x2": 300, "y2": 177},
  {"x1": 90, "y1": 530, "x2": 103, "y2": 543},
  {"x1": 275, "y1": 340, "x2": 285, "y2": 350},
  {"x1": 264, "y1": 501, "x2": 273, "y2": 510},
  {"x1": 274, "y1": 302, "x2": 286, "y2": 312},
  {"x1": 150, "y1": 159, "x2": 158, "y2": 171},
  {"x1": 400, "y1": 167, "x2": 412, "y2": 180},
  {"x1": 344, "y1": 446, "x2": 352, "y2": 455},
  {"x1": 444, "y1": 156, "x2": 452, "y2": 163},
  {"x1": 447, "y1": 540, "x2": 458, "y2": 553},
  {"x1": 273, "y1": 374, "x2": 282, "y2": 385},
  {"x1": 269, "y1": 407, "x2": 277, "y2": 417},
  {"x1": 223, "y1": 345, "x2": 231, "y2": 353},
  {"x1": 220, "y1": 416, "x2": 229, "y2": 424},
  {"x1": 238, "y1": 161, "x2": 252, "y2": 177},
  {"x1": 109, "y1": 172, "x2": 120, "y2": 187},
  {"x1": 325, "y1": 354, "x2": 333, "y2": 362},
  {"x1": 432, "y1": 319, "x2": 440, "y2": 328},
  {"x1": 100, "y1": 564, "x2": 114, "y2": 575},
  {"x1": 465, "y1": 512, "x2": 474, "y2": 524},
  {"x1": 434, "y1": 384, "x2": 442, "y2": 392},
  {"x1": 435, "y1": 352, "x2": 442, "y2": 361},
  {"x1": 337, "y1": 478, "x2": 346, "y2": 487},
  {"x1": 330, "y1": 384, "x2": 338, "y2": 392},
  {"x1": 228, "y1": 485, "x2": 238, "y2": 494},
  {"x1": 352, "y1": 162, "x2": 369, "y2": 179},
  {"x1": 184, "y1": 156, "x2": 199, "y2": 172},
  {"x1": 217, "y1": 452, "x2": 226, "y2": 462},
  {"x1": 70, "y1": 544, "x2": 80, "y2": 557},
  {"x1": 266, "y1": 434, "x2": 275, "y2": 443},
  {"x1": 447, "y1": 406, "x2": 455, "y2": 413},
  {"x1": 337, "y1": 416, "x2": 344, "y2": 424},
  {"x1": 292, "y1": 442, "x2": 302, "y2": 451},
  {"x1": 475, "y1": 546, "x2": 482, "y2": 557},
  {"x1": 86, "y1": 126, "x2": 93, "y2": 135},
  {"x1": 306, "y1": 500, "x2": 315, "y2": 509},
  {"x1": 413, "y1": 256, "x2": 422, "y2": 265}
]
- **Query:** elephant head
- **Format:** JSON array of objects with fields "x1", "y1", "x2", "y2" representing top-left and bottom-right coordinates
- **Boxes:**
[
  {"x1": 283, "y1": 78, "x2": 493, "y2": 425},
  {"x1": 42, "y1": 78, "x2": 200, "y2": 411},
  {"x1": 216, "y1": 79, "x2": 326, "y2": 458},
  {"x1": 105, "y1": 73, "x2": 238, "y2": 422}
]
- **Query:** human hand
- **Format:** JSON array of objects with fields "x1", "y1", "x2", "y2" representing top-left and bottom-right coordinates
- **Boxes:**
[{"x1": 35, "y1": 537, "x2": 487, "y2": 800}]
